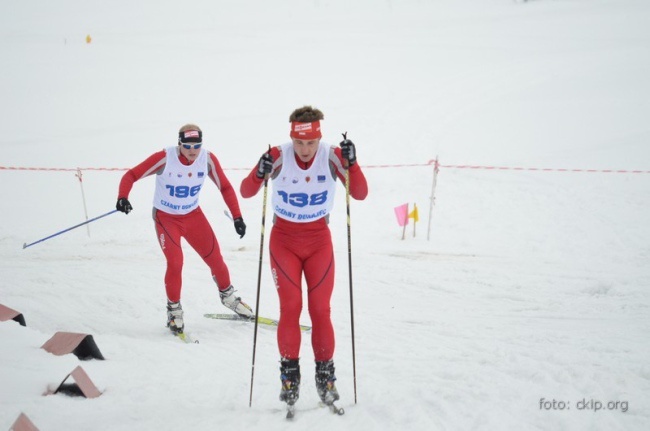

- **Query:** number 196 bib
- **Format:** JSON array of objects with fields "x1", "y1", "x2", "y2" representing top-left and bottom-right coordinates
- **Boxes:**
[{"x1": 153, "y1": 147, "x2": 207, "y2": 215}]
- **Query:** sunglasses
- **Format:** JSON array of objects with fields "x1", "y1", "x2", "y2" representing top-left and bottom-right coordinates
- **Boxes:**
[{"x1": 181, "y1": 143, "x2": 202, "y2": 150}]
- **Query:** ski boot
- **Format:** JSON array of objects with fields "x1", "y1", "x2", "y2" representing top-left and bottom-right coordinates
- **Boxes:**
[
  {"x1": 219, "y1": 285, "x2": 254, "y2": 318},
  {"x1": 166, "y1": 301, "x2": 184, "y2": 334},
  {"x1": 316, "y1": 360, "x2": 344, "y2": 415},
  {"x1": 279, "y1": 358, "x2": 301, "y2": 404}
]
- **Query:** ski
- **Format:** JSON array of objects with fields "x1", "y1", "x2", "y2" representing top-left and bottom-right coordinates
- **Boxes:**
[
  {"x1": 325, "y1": 402, "x2": 345, "y2": 415},
  {"x1": 283, "y1": 401, "x2": 344, "y2": 419},
  {"x1": 286, "y1": 403, "x2": 296, "y2": 420},
  {"x1": 203, "y1": 313, "x2": 311, "y2": 332},
  {"x1": 174, "y1": 331, "x2": 199, "y2": 344}
]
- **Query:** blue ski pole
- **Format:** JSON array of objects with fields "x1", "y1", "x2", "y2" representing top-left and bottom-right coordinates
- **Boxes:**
[{"x1": 23, "y1": 209, "x2": 119, "y2": 249}]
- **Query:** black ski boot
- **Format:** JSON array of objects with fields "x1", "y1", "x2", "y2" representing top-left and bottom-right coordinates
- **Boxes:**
[
  {"x1": 315, "y1": 359, "x2": 340, "y2": 404},
  {"x1": 279, "y1": 358, "x2": 301, "y2": 406}
]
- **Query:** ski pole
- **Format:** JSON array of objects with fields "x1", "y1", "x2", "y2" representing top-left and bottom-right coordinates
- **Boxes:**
[
  {"x1": 249, "y1": 147, "x2": 271, "y2": 407},
  {"x1": 342, "y1": 133, "x2": 358, "y2": 404},
  {"x1": 23, "y1": 209, "x2": 118, "y2": 249}
]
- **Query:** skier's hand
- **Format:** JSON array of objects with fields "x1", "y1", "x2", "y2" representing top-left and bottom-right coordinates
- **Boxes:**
[
  {"x1": 256, "y1": 153, "x2": 274, "y2": 179},
  {"x1": 116, "y1": 197, "x2": 133, "y2": 214},
  {"x1": 234, "y1": 217, "x2": 246, "y2": 238},
  {"x1": 340, "y1": 139, "x2": 357, "y2": 166}
]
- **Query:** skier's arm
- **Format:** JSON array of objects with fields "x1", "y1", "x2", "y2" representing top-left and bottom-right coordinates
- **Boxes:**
[
  {"x1": 332, "y1": 147, "x2": 368, "y2": 200},
  {"x1": 208, "y1": 153, "x2": 242, "y2": 219},
  {"x1": 240, "y1": 146, "x2": 282, "y2": 198},
  {"x1": 117, "y1": 150, "x2": 166, "y2": 199}
]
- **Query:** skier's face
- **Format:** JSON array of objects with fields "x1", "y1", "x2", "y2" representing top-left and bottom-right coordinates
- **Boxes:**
[
  {"x1": 179, "y1": 142, "x2": 202, "y2": 162},
  {"x1": 292, "y1": 138, "x2": 320, "y2": 162}
]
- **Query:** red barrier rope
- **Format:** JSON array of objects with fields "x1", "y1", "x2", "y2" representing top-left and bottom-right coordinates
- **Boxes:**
[
  {"x1": 1, "y1": 161, "x2": 649, "y2": 174},
  {"x1": 0, "y1": 166, "x2": 129, "y2": 172},
  {"x1": 435, "y1": 163, "x2": 650, "y2": 174}
]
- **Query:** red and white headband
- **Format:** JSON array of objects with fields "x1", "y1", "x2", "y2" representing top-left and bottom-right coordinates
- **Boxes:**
[{"x1": 290, "y1": 121, "x2": 321, "y2": 140}]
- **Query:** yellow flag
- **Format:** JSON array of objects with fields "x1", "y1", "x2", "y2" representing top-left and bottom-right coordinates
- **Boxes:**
[{"x1": 408, "y1": 204, "x2": 419, "y2": 222}]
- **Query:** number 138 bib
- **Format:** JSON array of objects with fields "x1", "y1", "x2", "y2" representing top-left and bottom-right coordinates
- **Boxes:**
[{"x1": 272, "y1": 143, "x2": 337, "y2": 223}]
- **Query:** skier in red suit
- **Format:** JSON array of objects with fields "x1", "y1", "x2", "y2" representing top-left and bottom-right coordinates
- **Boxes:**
[
  {"x1": 240, "y1": 106, "x2": 368, "y2": 408},
  {"x1": 116, "y1": 124, "x2": 254, "y2": 335}
]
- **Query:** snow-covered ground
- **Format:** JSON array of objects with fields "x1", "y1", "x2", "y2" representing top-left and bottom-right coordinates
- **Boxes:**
[{"x1": 1, "y1": 0, "x2": 649, "y2": 430}]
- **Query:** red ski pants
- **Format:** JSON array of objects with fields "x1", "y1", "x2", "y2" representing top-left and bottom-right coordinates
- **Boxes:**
[
  {"x1": 270, "y1": 219, "x2": 335, "y2": 362},
  {"x1": 153, "y1": 207, "x2": 230, "y2": 302}
]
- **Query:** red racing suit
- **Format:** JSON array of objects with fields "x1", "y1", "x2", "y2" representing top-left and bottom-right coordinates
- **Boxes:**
[
  {"x1": 240, "y1": 143, "x2": 368, "y2": 361},
  {"x1": 118, "y1": 147, "x2": 242, "y2": 302}
]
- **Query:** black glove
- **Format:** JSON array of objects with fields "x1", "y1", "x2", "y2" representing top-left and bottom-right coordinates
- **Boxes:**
[
  {"x1": 234, "y1": 217, "x2": 246, "y2": 238},
  {"x1": 256, "y1": 153, "x2": 274, "y2": 179},
  {"x1": 116, "y1": 197, "x2": 133, "y2": 214},
  {"x1": 340, "y1": 139, "x2": 357, "y2": 166}
]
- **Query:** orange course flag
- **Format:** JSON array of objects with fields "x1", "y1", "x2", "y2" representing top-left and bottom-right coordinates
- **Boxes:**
[{"x1": 408, "y1": 204, "x2": 419, "y2": 222}]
